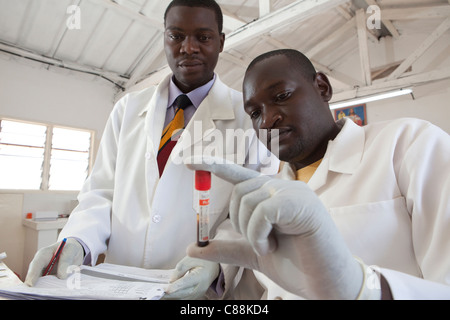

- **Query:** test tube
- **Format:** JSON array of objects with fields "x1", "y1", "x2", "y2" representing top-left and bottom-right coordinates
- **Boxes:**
[{"x1": 195, "y1": 170, "x2": 211, "y2": 247}]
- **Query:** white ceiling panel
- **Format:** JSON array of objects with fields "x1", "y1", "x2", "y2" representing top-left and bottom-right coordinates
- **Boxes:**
[{"x1": 0, "y1": 0, "x2": 448, "y2": 100}]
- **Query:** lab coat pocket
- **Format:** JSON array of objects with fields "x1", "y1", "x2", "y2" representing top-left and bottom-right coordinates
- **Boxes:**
[{"x1": 329, "y1": 197, "x2": 421, "y2": 277}]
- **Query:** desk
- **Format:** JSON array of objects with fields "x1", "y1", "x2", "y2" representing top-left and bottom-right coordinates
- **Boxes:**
[{"x1": 22, "y1": 218, "x2": 68, "y2": 279}]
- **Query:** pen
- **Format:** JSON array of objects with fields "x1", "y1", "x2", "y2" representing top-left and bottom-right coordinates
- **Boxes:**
[{"x1": 43, "y1": 238, "x2": 67, "y2": 276}]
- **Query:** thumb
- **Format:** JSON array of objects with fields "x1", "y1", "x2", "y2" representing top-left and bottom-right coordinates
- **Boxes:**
[
  {"x1": 186, "y1": 239, "x2": 259, "y2": 271},
  {"x1": 184, "y1": 156, "x2": 262, "y2": 185}
]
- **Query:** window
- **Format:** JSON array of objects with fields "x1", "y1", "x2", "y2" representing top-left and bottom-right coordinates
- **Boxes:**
[{"x1": 0, "y1": 118, "x2": 94, "y2": 191}]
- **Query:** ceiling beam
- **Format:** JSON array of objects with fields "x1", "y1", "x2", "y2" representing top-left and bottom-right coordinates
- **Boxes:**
[
  {"x1": 331, "y1": 67, "x2": 450, "y2": 102},
  {"x1": 221, "y1": 7, "x2": 248, "y2": 31},
  {"x1": 224, "y1": 0, "x2": 348, "y2": 50},
  {"x1": 264, "y1": 35, "x2": 362, "y2": 87},
  {"x1": 381, "y1": 5, "x2": 450, "y2": 20},
  {"x1": 125, "y1": 34, "x2": 164, "y2": 88},
  {"x1": 387, "y1": 17, "x2": 450, "y2": 81},
  {"x1": 259, "y1": 0, "x2": 271, "y2": 17},
  {"x1": 0, "y1": 41, "x2": 127, "y2": 85},
  {"x1": 90, "y1": 0, "x2": 163, "y2": 30},
  {"x1": 356, "y1": 9, "x2": 372, "y2": 86},
  {"x1": 306, "y1": 17, "x2": 355, "y2": 58},
  {"x1": 365, "y1": 0, "x2": 400, "y2": 39},
  {"x1": 220, "y1": 52, "x2": 250, "y2": 68}
]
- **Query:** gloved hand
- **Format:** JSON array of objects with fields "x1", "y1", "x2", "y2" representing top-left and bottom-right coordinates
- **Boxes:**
[
  {"x1": 163, "y1": 256, "x2": 220, "y2": 300},
  {"x1": 25, "y1": 238, "x2": 84, "y2": 287},
  {"x1": 184, "y1": 156, "x2": 380, "y2": 300}
]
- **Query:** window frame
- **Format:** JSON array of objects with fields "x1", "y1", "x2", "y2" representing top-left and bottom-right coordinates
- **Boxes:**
[{"x1": 0, "y1": 117, "x2": 95, "y2": 192}]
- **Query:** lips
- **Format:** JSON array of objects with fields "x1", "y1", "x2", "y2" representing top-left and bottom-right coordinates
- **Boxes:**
[
  {"x1": 265, "y1": 128, "x2": 292, "y2": 147},
  {"x1": 178, "y1": 59, "x2": 204, "y2": 69}
]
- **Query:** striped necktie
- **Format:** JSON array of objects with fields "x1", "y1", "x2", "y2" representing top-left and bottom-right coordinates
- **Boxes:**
[{"x1": 157, "y1": 94, "x2": 192, "y2": 176}]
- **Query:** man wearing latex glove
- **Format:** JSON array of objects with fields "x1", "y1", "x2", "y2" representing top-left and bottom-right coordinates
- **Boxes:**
[
  {"x1": 186, "y1": 49, "x2": 450, "y2": 300},
  {"x1": 185, "y1": 158, "x2": 375, "y2": 300},
  {"x1": 25, "y1": 238, "x2": 84, "y2": 286}
]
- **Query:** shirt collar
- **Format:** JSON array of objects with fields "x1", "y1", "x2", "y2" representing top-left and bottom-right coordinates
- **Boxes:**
[
  {"x1": 327, "y1": 118, "x2": 365, "y2": 174},
  {"x1": 278, "y1": 118, "x2": 365, "y2": 188},
  {"x1": 168, "y1": 74, "x2": 216, "y2": 109}
]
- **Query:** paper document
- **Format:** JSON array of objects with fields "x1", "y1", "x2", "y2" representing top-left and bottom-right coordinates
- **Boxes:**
[
  {"x1": 0, "y1": 263, "x2": 174, "y2": 300},
  {"x1": 80, "y1": 263, "x2": 173, "y2": 284}
]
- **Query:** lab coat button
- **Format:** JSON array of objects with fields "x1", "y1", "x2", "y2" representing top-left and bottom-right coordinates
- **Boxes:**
[
  {"x1": 152, "y1": 214, "x2": 161, "y2": 223},
  {"x1": 145, "y1": 152, "x2": 152, "y2": 160}
]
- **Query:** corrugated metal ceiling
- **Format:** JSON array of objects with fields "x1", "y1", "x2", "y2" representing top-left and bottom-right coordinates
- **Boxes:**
[{"x1": 0, "y1": 0, "x2": 449, "y2": 102}]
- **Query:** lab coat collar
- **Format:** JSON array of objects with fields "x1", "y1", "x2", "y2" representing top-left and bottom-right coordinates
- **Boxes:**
[
  {"x1": 138, "y1": 73, "x2": 234, "y2": 120},
  {"x1": 140, "y1": 73, "x2": 236, "y2": 158},
  {"x1": 142, "y1": 74, "x2": 171, "y2": 156},
  {"x1": 279, "y1": 118, "x2": 365, "y2": 190},
  {"x1": 327, "y1": 118, "x2": 365, "y2": 174},
  {"x1": 176, "y1": 74, "x2": 235, "y2": 149},
  {"x1": 308, "y1": 118, "x2": 365, "y2": 190},
  {"x1": 200, "y1": 74, "x2": 235, "y2": 120}
]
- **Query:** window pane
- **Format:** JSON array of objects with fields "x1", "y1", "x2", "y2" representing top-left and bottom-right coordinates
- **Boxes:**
[
  {"x1": 52, "y1": 128, "x2": 91, "y2": 151},
  {"x1": 48, "y1": 127, "x2": 91, "y2": 190},
  {"x1": 0, "y1": 120, "x2": 46, "y2": 189}
]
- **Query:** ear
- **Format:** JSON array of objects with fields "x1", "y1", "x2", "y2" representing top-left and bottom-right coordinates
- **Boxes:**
[
  {"x1": 315, "y1": 72, "x2": 333, "y2": 102},
  {"x1": 219, "y1": 32, "x2": 225, "y2": 53}
]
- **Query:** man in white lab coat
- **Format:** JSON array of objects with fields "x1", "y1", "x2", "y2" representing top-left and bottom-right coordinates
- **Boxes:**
[
  {"x1": 25, "y1": 0, "x2": 278, "y2": 299},
  {"x1": 186, "y1": 49, "x2": 450, "y2": 299}
]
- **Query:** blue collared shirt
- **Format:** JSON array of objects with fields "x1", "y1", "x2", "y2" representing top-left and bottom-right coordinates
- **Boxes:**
[{"x1": 164, "y1": 74, "x2": 216, "y2": 128}]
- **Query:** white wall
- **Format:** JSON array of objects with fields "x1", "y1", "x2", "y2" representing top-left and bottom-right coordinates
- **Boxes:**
[
  {"x1": 0, "y1": 52, "x2": 119, "y2": 150},
  {"x1": 366, "y1": 79, "x2": 450, "y2": 133},
  {"x1": 328, "y1": 29, "x2": 450, "y2": 134},
  {"x1": 0, "y1": 53, "x2": 119, "y2": 277}
]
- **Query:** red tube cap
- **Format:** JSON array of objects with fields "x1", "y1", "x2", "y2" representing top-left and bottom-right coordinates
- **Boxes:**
[{"x1": 195, "y1": 170, "x2": 211, "y2": 191}]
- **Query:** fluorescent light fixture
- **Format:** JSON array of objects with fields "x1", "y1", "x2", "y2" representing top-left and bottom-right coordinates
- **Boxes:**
[{"x1": 329, "y1": 87, "x2": 413, "y2": 110}]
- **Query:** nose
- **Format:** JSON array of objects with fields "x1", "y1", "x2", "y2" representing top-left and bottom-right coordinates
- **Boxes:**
[
  {"x1": 259, "y1": 107, "x2": 282, "y2": 130},
  {"x1": 180, "y1": 36, "x2": 199, "y2": 55}
]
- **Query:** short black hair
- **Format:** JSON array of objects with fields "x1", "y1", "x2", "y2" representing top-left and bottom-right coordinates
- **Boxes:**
[
  {"x1": 164, "y1": 0, "x2": 224, "y2": 34},
  {"x1": 246, "y1": 49, "x2": 317, "y2": 82}
]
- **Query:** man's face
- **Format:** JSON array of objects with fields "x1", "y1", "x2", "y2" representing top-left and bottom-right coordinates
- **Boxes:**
[
  {"x1": 243, "y1": 55, "x2": 332, "y2": 163},
  {"x1": 164, "y1": 6, "x2": 224, "y2": 93}
]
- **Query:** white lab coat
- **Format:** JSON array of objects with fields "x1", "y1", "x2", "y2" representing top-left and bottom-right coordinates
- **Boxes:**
[
  {"x1": 244, "y1": 118, "x2": 450, "y2": 300},
  {"x1": 59, "y1": 74, "x2": 278, "y2": 280}
]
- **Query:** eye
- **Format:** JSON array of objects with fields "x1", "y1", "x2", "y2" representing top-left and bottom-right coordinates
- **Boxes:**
[
  {"x1": 275, "y1": 91, "x2": 291, "y2": 102},
  {"x1": 249, "y1": 109, "x2": 261, "y2": 120},
  {"x1": 198, "y1": 34, "x2": 212, "y2": 42},
  {"x1": 168, "y1": 33, "x2": 184, "y2": 41}
]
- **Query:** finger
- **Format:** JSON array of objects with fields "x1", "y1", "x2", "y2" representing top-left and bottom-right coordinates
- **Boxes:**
[
  {"x1": 170, "y1": 257, "x2": 197, "y2": 282},
  {"x1": 247, "y1": 198, "x2": 280, "y2": 256},
  {"x1": 186, "y1": 240, "x2": 259, "y2": 270},
  {"x1": 231, "y1": 178, "x2": 272, "y2": 237},
  {"x1": 229, "y1": 175, "x2": 270, "y2": 233},
  {"x1": 24, "y1": 248, "x2": 54, "y2": 286},
  {"x1": 184, "y1": 155, "x2": 262, "y2": 185},
  {"x1": 165, "y1": 270, "x2": 199, "y2": 297}
]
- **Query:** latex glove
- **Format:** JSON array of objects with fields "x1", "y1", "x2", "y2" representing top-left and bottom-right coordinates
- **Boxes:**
[
  {"x1": 163, "y1": 256, "x2": 220, "y2": 300},
  {"x1": 25, "y1": 238, "x2": 84, "y2": 287},
  {"x1": 184, "y1": 156, "x2": 379, "y2": 300}
]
